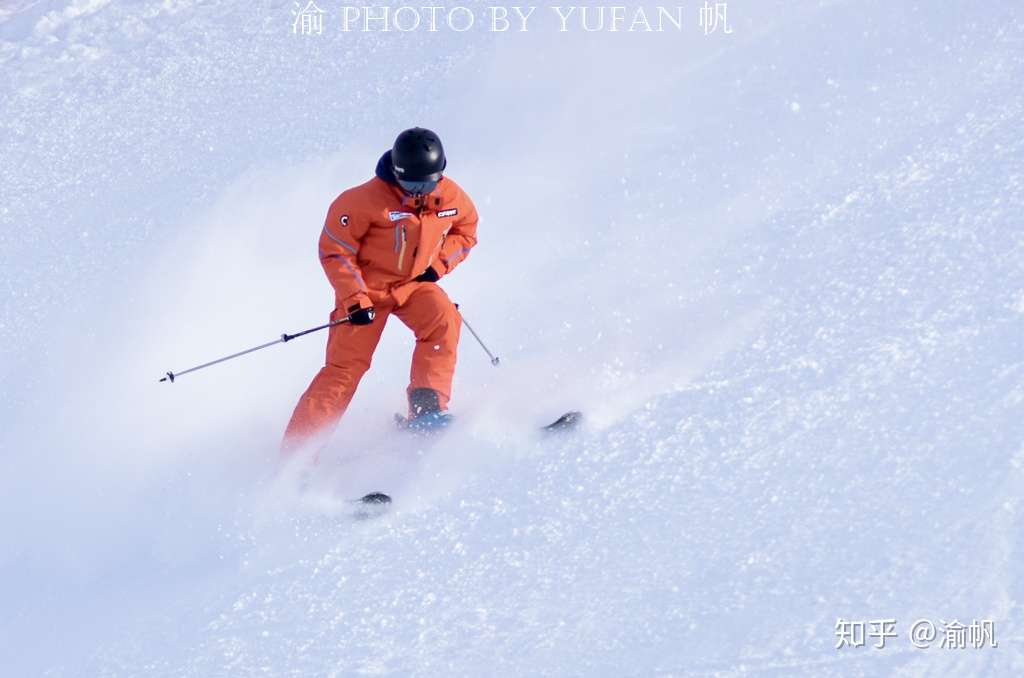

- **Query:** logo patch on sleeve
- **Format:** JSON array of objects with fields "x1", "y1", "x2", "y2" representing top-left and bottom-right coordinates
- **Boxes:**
[
  {"x1": 340, "y1": 214, "x2": 349, "y2": 227},
  {"x1": 437, "y1": 208, "x2": 458, "y2": 218}
]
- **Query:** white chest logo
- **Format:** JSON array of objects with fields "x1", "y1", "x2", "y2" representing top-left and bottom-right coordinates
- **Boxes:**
[
  {"x1": 437, "y1": 208, "x2": 458, "y2": 218},
  {"x1": 389, "y1": 211, "x2": 414, "y2": 222}
]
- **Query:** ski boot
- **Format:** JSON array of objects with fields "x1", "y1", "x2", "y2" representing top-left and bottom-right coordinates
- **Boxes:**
[{"x1": 403, "y1": 388, "x2": 454, "y2": 434}]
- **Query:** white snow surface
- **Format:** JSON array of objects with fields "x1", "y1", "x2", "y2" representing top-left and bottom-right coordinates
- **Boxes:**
[{"x1": 2, "y1": 1, "x2": 1023, "y2": 676}]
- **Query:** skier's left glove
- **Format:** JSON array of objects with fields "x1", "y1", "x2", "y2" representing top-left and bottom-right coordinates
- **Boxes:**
[
  {"x1": 346, "y1": 304, "x2": 376, "y2": 326},
  {"x1": 414, "y1": 266, "x2": 440, "y2": 283}
]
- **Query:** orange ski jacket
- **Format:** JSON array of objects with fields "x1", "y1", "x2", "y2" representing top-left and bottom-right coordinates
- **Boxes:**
[{"x1": 318, "y1": 151, "x2": 479, "y2": 311}]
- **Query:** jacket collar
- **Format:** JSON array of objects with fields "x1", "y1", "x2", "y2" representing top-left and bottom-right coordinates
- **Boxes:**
[{"x1": 375, "y1": 149, "x2": 399, "y2": 184}]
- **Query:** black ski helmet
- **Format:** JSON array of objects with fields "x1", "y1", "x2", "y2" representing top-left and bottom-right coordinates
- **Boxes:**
[{"x1": 391, "y1": 127, "x2": 446, "y2": 182}]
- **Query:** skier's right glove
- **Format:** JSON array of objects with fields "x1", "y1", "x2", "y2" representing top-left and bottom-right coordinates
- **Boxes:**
[
  {"x1": 346, "y1": 304, "x2": 376, "y2": 326},
  {"x1": 414, "y1": 266, "x2": 440, "y2": 283}
]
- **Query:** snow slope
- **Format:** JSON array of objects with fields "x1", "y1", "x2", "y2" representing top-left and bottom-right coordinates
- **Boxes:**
[{"x1": 2, "y1": 1, "x2": 1023, "y2": 676}]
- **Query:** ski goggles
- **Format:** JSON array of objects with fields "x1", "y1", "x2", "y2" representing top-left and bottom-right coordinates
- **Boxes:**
[{"x1": 397, "y1": 178, "x2": 439, "y2": 196}]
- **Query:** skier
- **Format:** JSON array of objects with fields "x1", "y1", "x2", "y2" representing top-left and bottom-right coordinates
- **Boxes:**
[{"x1": 282, "y1": 127, "x2": 479, "y2": 453}]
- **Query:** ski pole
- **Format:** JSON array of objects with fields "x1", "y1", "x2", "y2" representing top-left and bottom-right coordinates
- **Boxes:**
[
  {"x1": 455, "y1": 304, "x2": 500, "y2": 367},
  {"x1": 158, "y1": 317, "x2": 350, "y2": 383}
]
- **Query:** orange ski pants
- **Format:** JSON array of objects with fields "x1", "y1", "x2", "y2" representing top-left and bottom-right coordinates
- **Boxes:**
[{"x1": 282, "y1": 283, "x2": 461, "y2": 451}]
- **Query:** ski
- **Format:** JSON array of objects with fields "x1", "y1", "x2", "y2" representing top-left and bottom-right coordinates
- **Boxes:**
[
  {"x1": 367, "y1": 411, "x2": 582, "y2": 507},
  {"x1": 393, "y1": 410, "x2": 583, "y2": 433},
  {"x1": 542, "y1": 410, "x2": 583, "y2": 433},
  {"x1": 351, "y1": 492, "x2": 392, "y2": 521}
]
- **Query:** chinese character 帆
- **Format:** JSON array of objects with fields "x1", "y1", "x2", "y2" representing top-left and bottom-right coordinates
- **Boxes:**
[
  {"x1": 968, "y1": 619, "x2": 998, "y2": 648},
  {"x1": 700, "y1": 1, "x2": 733, "y2": 35}
]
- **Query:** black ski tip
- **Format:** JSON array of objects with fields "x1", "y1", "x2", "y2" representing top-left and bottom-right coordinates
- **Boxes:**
[
  {"x1": 353, "y1": 492, "x2": 392, "y2": 521},
  {"x1": 543, "y1": 410, "x2": 583, "y2": 432}
]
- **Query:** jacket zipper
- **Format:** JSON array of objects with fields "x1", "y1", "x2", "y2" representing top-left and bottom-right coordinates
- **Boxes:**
[{"x1": 397, "y1": 224, "x2": 408, "y2": 272}]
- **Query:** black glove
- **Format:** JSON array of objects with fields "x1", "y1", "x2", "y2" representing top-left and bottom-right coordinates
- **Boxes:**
[
  {"x1": 415, "y1": 266, "x2": 440, "y2": 283},
  {"x1": 346, "y1": 304, "x2": 376, "y2": 326}
]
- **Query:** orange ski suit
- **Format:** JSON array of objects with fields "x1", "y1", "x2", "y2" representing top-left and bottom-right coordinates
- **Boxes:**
[{"x1": 282, "y1": 151, "x2": 478, "y2": 451}]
